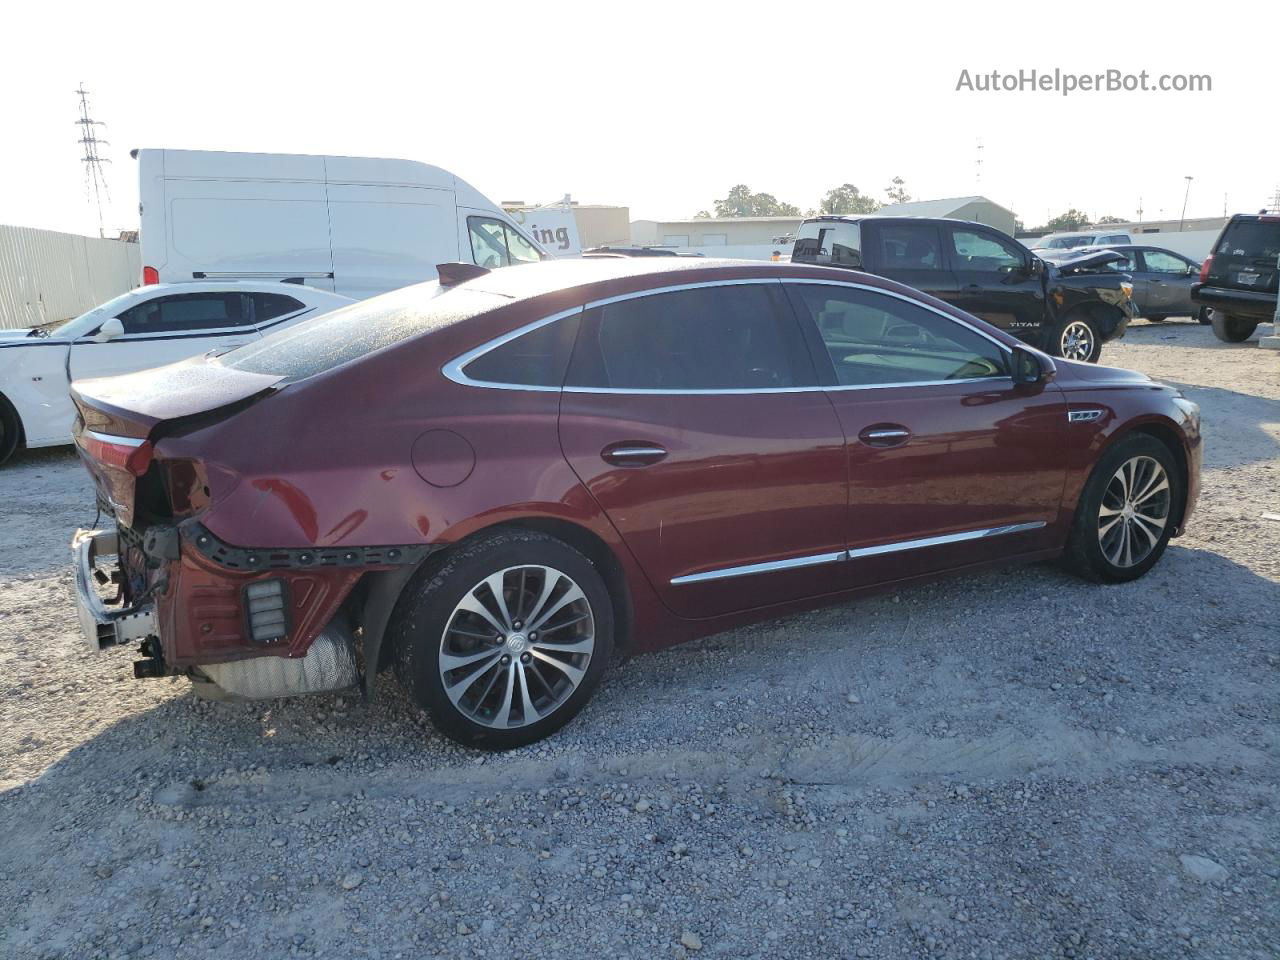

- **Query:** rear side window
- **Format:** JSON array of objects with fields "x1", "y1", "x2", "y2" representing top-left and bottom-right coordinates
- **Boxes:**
[
  {"x1": 879, "y1": 223, "x2": 943, "y2": 271},
  {"x1": 566, "y1": 284, "x2": 813, "y2": 391},
  {"x1": 116, "y1": 293, "x2": 244, "y2": 335},
  {"x1": 221, "y1": 285, "x2": 507, "y2": 380},
  {"x1": 252, "y1": 293, "x2": 305, "y2": 324},
  {"x1": 1217, "y1": 219, "x2": 1280, "y2": 258},
  {"x1": 462, "y1": 314, "x2": 582, "y2": 387},
  {"x1": 792, "y1": 221, "x2": 862, "y2": 267}
]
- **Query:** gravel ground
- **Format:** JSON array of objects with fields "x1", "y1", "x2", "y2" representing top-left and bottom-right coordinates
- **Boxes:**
[{"x1": 1, "y1": 320, "x2": 1277, "y2": 960}]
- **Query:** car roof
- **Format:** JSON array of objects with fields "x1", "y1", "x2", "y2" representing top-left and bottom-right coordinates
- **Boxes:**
[{"x1": 140, "y1": 281, "x2": 349, "y2": 299}]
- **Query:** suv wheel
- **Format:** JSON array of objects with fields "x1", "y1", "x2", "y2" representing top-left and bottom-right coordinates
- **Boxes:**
[
  {"x1": 390, "y1": 529, "x2": 613, "y2": 749},
  {"x1": 1064, "y1": 434, "x2": 1181, "y2": 583},
  {"x1": 1145, "y1": 314, "x2": 1166, "y2": 323},
  {"x1": 1196, "y1": 306, "x2": 1211, "y2": 325},
  {"x1": 1209, "y1": 311, "x2": 1258, "y2": 343},
  {"x1": 1053, "y1": 315, "x2": 1102, "y2": 363}
]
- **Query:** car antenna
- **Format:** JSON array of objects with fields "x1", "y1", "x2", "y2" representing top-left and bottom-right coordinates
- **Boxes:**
[{"x1": 437, "y1": 262, "x2": 490, "y2": 287}]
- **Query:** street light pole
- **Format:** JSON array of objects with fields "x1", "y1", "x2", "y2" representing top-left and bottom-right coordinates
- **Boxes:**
[{"x1": 1179, "y1": 176, "x2": 1193, "y2": 231}]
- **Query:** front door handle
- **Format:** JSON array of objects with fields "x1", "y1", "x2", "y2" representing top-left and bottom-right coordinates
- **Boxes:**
[
  {"x1": 965, "y1": 283, "x2": 983, "y2": 290},
  {"x1": 858, "y1": 424, "x2": 911, "y2": 448},
  {"x1": 601, "y1": 442, "x2": 668, "y2": 466}
]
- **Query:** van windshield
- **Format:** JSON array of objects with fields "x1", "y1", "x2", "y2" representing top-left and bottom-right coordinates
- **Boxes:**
[
  {"x1": 792, "y1": 221, "x2": 862, "y2": 267},
  {"x1": 218, "y1": 283, "x2": 507, "y2": 380}
]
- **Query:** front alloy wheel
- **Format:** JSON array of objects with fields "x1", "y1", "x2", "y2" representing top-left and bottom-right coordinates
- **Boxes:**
[
  {"x1": 439, "y1": 565, "x2": 595, "y2": 729},
  {"x1": 1097, "y1": 456, "x2": 1171, "y2": 568}
]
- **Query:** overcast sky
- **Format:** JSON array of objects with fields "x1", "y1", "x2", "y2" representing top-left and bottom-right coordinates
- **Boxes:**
[{"x1": 2, "y1": 1, "x2": 1273, "y2": 238}]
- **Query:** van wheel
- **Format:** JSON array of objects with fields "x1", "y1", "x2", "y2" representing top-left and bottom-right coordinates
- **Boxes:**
[
  {"x1": 1210, "y1": 311, "x2": 1258, "y2": 343},
  {"x1": 390, "y1": 529, "x2": 613, "y2": 750},
  {"x1": 1053, "y1": 314, "x2": 1102, "y2": 363},
  {"x1": 1064, "y1": 434, "x2": 1181, "y2": 583},
  {"x1": 0, "y1": 397, "x2": 22, "y2": 466}
]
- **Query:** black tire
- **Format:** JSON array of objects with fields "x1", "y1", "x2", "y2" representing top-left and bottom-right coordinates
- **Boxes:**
[
  {"x1": 1209, "y1": 311, "x2": 1258, "y2": 343},
  {"x1": 1052, "y1": 313, "x2": 1103, "y2": 363},
  {"x1": 1064, "y1": 434, "x2": 1182, "y2": 584},
  {"x1": 1145, "y1": 314, "x2": 1167, "y2": 323},
  {"x1": 1195, "y1": 306, "x2": 1211, "y2": 325},
  {"x1": 390, "y1": 528, "x2": 614, "y2": 749},
  {"x1": 0, "y1": 395, "x2": 22, "y2": 466}
]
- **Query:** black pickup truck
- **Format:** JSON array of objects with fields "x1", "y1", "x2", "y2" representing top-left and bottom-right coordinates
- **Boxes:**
[{"x1": 791, "y1": 215, "x2": 1137, "y2": 362}]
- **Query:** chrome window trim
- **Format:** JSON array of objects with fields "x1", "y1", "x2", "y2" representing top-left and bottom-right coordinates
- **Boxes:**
[
  {"x1": 442, "y1": 276, "x2": 1020, "y2": 395},
  {"x1": 669, "y1": 521, "x2": 1047, "y2": 585}
]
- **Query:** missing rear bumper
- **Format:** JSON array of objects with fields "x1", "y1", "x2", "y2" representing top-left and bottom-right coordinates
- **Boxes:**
[{"x1": 71, "y1": 528, "x2": 158, "y2": 652}]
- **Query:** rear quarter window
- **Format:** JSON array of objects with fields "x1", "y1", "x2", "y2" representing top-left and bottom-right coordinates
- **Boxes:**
[{"x1": 220, "y1": 285, "x2": 507, "y2": 380}]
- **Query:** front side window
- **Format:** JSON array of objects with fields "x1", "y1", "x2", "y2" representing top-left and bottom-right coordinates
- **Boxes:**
[
  {"x1": 787, "y1": 284, "x2": 1007, "y2": 387},
  {"x1": 566, "y1": 284, "x2": 813, "y2": 391},
  {"x1": 116, "y1": 293, "x2": 245, "y2": 335},
  {"x1": 879, "y1": 224, "x2": 942, "y2": 271},
  {"x1": 467, "y1": 217, "x2": 543, "y2": 268},
  {"x1": 1142, "y1": 250, "x2": 1191, "y2": 274},
  {"x1": 949, "y1": 229, "x2": 1025, "y2": 274}
]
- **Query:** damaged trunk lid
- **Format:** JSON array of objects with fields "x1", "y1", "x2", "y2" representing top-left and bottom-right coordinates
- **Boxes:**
[{"x1": 71, "y1": 357, "x2": 283, "y2": 526}]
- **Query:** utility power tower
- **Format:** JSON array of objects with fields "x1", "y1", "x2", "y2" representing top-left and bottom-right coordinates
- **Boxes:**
[{"x1": 75, "y1": 84, "x2": 111, "y2": 238}]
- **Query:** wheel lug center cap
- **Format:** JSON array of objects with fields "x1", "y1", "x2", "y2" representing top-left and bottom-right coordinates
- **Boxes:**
[{"x1": 505, "y1": 633, "x2": 528, "y2": 654}]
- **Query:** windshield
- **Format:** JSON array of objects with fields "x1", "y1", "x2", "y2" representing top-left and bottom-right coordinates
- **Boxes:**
[
  {"x1": 218, "y1": 282, "x2": 507, "y2": 381},
  {"x1": 1217, "y1": 219, "x2": 1280, "y2": 259},
  {"x1": 50, "y1": 290, "x2": 139, "y2": 335},
  {"x1": 791, "y1": 221, "x2": 863, "y2": 267}
]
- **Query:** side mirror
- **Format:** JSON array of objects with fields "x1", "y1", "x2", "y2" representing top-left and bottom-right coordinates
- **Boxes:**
[
  {"x1": 1011, "y1": 346, "x2": 1052, "y2": 385},
  {"x1": 1028, "y1": 257, "x2": 1044, "y2": 276},
  {"x1": 94, "y1": 317, "x2": 124, "y2": 343}
]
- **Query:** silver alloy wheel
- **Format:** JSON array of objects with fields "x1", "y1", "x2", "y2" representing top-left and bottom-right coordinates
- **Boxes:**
[
  {"x1": 1097, "y1": 455, "x2": 1171, "y2": 568},
  {"x1": 438, "y1": 564, "x2": 595, "y2": 729},
  {"x1": 1060, "y1": 320, "x2": 1095, "y2": 361}
]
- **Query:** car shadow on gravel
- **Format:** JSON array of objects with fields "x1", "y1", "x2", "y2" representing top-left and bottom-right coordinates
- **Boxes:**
[
  {"x1": 5, "y1": 539, "x2": 1275, "y2": 815},
  {"x1": 1160, "y1": 379, "x2": 1280, "y2": 468}
]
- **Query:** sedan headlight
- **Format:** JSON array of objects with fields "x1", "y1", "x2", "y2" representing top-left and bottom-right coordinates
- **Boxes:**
[{"x1": 1172, "y1": 395, "x2": 1201, "y2": 432}]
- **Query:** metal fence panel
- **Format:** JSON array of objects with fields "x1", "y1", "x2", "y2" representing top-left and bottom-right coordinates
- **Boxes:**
[{"x1": 0, "y1": 225, "x2": 140, "y2": 330}]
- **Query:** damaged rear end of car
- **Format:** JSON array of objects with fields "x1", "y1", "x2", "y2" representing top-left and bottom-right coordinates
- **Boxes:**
[{"x1": 70, "y1": 359, "x2": 390, "y2": 700}]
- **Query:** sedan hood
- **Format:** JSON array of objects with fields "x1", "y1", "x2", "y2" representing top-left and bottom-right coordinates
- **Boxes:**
[
  {"x1": 0, "y1": 328, "x2": 36, "y2": 340},
  {"x1": 1040, "y1": 248, "x2": 1129, "y2": 271},
  {"x1": 1054, "y1": 358, "x2": 1153, "y2": 386}
]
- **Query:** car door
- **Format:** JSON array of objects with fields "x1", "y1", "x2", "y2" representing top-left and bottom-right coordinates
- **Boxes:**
[
  {"x1": 69, "y1": 291, "x2": 262, "y2": 382},
  {"x1": 944, "y1": 226, "x2": 1046, "y2": 337},
  {"x1": 864, "y1": 221, "x2": 960, "y2": 306},
  {"x1": 784, "y1": 280, "x2": 1069, "y2": 587},
  {"x1": 1101, "y1": 249, "x2": 1144, "y2": 311},
  {"x1": 557, "y1": 280, "x2": 849, "y2": 618},
  {"x1": 1139, "y1": 249, "x2": 1198, "y2": 316}
]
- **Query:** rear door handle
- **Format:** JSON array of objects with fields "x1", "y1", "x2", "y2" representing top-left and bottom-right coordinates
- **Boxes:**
[
  {"x1": 965, "y1": 283, "x2": 982, "y2": 290},
  {"x1": 601, "y1": 442, "x2": 668, "y2": 466},
  {"x1": 858, "y1": 424, "x2": 911, "y2": 447}
]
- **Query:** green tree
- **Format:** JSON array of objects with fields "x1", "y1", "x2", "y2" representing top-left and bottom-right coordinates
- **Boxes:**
[
  {"x1": 693, "y1": 210, "x2": 712, "y2": 218},
  {"x1": 884, "y1": 176, "x2": 912, "y2": 205},
  {"x1": 819, "y1": 183, "x2": 881, "y2": 216},
  {"x1": 711, "y1": 184, "x2": 803, "y2": 218},
  {"x1": 1041, "y1": 209, "x2": 1092, "y2": 232},
  {"x1": 1095, "y1": 215, "x2": 1126, "y2": 224}
]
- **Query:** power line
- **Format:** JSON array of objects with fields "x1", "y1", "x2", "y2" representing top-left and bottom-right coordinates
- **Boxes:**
[{"x1": 75, "y1": 83, "x2": 111, "y2": 238}]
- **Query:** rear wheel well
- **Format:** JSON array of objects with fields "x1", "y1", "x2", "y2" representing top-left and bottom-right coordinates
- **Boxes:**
[
  {"x1": 1122, "y1": 422, "x2": 1190, "y2": 530},
  {"x1": 0, "y1": 391, "x2": 25, "y2": 464}
]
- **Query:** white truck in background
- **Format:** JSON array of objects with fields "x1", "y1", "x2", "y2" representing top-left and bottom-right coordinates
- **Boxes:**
[{"x1": 135, "y1": 149, "x2": 549, "y2": 299}]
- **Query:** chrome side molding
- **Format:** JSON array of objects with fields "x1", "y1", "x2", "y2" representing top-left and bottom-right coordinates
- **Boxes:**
[{"x1": 670, "y1": 521, "x2": 1048, "y2": 585}]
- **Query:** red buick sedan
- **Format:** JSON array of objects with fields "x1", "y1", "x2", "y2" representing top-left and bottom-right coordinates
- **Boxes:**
[{"x1": 71, "y1": 258, "x2": 1201, "y2": 748}]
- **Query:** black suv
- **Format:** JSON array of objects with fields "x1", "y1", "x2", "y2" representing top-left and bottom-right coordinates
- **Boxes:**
[
  {"x1": 792, "y1": 216, "x2": 1137, "y2": 362},
  {"x1": 1193, "y1": 213, "x2": 1280, "y2": 343}
]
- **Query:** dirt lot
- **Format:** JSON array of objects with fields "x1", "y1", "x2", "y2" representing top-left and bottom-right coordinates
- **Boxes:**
[{"x1": 1, "y1": 321, "x2": 1277, "y2": 960}]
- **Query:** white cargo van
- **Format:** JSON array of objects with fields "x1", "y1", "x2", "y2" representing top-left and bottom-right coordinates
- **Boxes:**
[{"x1": 135, "y1": 149, "x2": 548, "y2": 299}]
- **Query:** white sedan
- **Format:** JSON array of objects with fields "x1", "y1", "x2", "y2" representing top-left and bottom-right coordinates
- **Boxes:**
[{"x1": 0, "y1": 281, "x2": 351, "y2": 463}]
